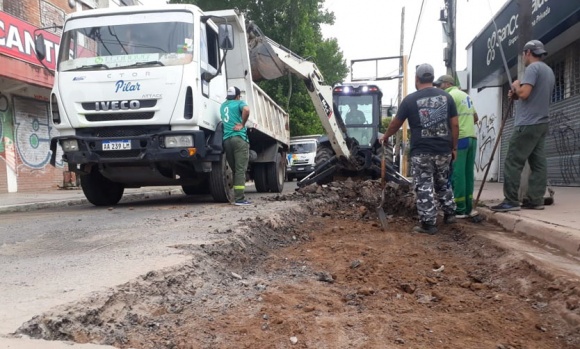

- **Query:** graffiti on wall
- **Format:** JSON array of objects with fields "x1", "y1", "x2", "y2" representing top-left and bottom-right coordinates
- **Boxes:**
[
  {"x1": 0, "y1": 95, "x2": 63, "y2": 173},
  {"x1": 0, "y1": 95, "x2": 18, "y2": 172},
  {"x1": 475, "y1": 113, "x2": 497, "y2": 172},
  {"x1": 13, "y1": 97, "x2": 63, "y2": 169},
  {"x1": 550, "y1": 111, "x2": 580, "y2": 185}
]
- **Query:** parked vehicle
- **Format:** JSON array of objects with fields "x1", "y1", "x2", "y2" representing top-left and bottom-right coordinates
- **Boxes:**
[
  {"x1": 35, "y1": 5, "x2": 289, "y2": 206},
  {"x1": 286, "y1": 135, "x2": 321, "y2": 181}
]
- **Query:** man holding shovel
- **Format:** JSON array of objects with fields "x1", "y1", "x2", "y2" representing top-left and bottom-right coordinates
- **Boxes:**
[
  {"x1": 491, "y1": 40, "x2": 555, "y2": 212},
  {"x1": 381, "y1": 63, "x2": 459, "y2": 235}
]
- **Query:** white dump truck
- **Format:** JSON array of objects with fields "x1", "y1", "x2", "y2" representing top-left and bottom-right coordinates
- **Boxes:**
[
  {"x1": 286, "y1": 135, "x2": 321, "y2": 181},
  {"x1": 34, "y1": 5, "x2": 289, "y2": 206}
]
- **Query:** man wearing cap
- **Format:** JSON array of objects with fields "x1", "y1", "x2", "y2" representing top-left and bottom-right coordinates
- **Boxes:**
[
  {"x1": 491, "y1": 39, "x2": 555, "y2": 212},
  {"x1": 435, "y1": 75, "x2": 479, "y2": 219},
  {"x1": 381, "y1": 63, "x2": 459, "y2": 235},
  {"x1": 221, "y1": 86, "x2": 252, "y2": 206}
]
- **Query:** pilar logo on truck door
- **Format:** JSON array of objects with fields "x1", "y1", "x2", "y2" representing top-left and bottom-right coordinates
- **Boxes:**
[
  {"x1": 95, "y1": 100, "x2": 141, "y2": 111},
  {"x1": 115, "y1": 80, "x2": 141, "y2": 93}
]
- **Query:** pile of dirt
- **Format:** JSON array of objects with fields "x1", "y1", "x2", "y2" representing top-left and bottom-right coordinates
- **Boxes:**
[
  {"x1": 15, "y1": 180, "x2": 580, "y2": 349},
  {"x1": 273, "y1": 178, "x2": 416, "y2": 218}
]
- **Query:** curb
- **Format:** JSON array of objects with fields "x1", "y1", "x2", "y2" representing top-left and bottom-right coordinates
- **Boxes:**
[
  {"x1": 478, "y1": 207, "x2": 580, "y2": 258},
  {"x1": 0, "y1": 189, "x2": 184, "y2": 214}
]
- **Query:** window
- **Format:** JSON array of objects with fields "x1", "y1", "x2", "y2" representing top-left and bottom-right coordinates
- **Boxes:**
[
  {"x1": 547, "y1": 40, "x2": 580, "y2": 102},
  {"x1": 206, "y1": 25, "x2": 220, "y2": 70},
  {"x1": 551, "y1": 60, "x2": 565, "y2": 103}
]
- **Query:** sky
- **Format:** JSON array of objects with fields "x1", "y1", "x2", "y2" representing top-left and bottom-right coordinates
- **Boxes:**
[
  {"x1": 319, "y1": 0, "x2": 508, "y2": 104},
  {"x1": 141, "y1": 0, "x2": 508, "y2": 104}
]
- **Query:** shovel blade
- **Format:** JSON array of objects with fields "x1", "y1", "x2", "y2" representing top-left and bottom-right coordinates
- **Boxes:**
[{"x1": 376, "y1": 207, "x2": 388, "y2": 231}]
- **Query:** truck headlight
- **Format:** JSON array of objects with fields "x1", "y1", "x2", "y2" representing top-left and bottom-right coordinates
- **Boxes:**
[
  {"x1": 61, "y1": 139, "x2": 78, "y2": 151},
  {"x1": 164, "y1": 135, "x2": 193, "y2": 148}
]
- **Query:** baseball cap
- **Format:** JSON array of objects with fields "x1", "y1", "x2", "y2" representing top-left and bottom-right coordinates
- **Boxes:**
[
  {"x1": 523, "y1": 40, "x2": 547, "y2": 56},
  {"x1": 416, "y1": 63, "x2": 434, "y2": 80},
  {"x1": 434, "y1": 75, "x2": 455, "y2": 86},
  {"x1": 226, "y1": 86, "x2": 240, "y2": 100}
]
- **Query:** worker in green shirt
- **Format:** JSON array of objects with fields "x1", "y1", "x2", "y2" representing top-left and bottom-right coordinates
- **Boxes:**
[
  {"x1": 435, "y1": 75, "x2": 479, "y2": 218},
  {"x1": 221, "y1": 86, "x2": 252, "y2": 206}
]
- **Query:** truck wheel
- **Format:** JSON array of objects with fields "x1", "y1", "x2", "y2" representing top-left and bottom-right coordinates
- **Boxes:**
[
  {"x1": 266, "y1": 152, "x2": 285, "y2": 193},
  {"x1": 80, "y1": 169, "x2": 124, "y2": 206},
  {"x1": 315, "y1": 145, "x2": 335, "y2": 185},
  {"x1": 254, "y1": 163, "x2": 269, "y2": 193},
  {"x1": 209, "y1": 155, "x2": 234, "y2": 203}
]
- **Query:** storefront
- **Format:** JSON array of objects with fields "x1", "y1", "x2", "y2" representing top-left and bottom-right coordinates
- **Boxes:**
[
  {"x1": 0, "y1": 1, "x2": 69, "y2": 193},
  {"x1": 467, "y1": 0, "x2": 580, "y2": 186},
  {"x1": 0, "y1": 0, "x2": 145, "y2": 192}
]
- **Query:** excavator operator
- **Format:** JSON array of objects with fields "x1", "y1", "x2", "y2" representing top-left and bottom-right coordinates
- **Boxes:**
[{"x1": 345, "y1": 103, "x2": 366, "y2": 124}]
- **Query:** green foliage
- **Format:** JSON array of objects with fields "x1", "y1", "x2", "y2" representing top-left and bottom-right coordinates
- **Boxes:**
[
  {"x1": 380, "y1": 116, "x2": 403, "y2": 142},
  {"x1": 169, "y1": 0, "x2": 349, "y2": 137},
  {"x1": 380, "y1": 117, "x2": 392, "y2": 134}
]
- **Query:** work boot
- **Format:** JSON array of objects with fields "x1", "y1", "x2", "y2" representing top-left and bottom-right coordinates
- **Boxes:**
[
  {"x1": 521, "y1": 202, "x2": 544, "y2": 210},
  {"x1": 444, "y1": 214, "x2": 456, "y2": 224},
  {"x1": 490, "y1": 202, "x2": 520, "y2": 212},
  {"x1": 413, "y1": 222, "x2": 437, "y2": 235}
]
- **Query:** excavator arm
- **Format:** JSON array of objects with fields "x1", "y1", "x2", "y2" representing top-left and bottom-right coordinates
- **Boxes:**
[{"x1": 247, "y1": 25, "x2": 351, "y2": 161}]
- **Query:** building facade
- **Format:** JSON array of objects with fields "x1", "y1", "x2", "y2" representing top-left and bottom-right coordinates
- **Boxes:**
[
  {"x1": 467, "y1": 1, "x2": 580, "y2": 187},
  {"x1": 0, "y1": 0, "x2": 143, "y2": 193}
]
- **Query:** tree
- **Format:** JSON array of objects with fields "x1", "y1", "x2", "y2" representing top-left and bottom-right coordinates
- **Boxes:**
[{"x1": 169, "y1": 0, "x2": 349, "y2": 136}]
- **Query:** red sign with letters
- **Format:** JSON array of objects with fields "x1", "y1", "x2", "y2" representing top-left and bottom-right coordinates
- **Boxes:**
[{"x1": 0, "y1": 11, "x2": 61, "y2": 71}]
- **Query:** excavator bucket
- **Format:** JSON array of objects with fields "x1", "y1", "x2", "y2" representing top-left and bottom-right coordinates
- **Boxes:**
[{"x1": 247, "y1": 24, "x2": 286, "y2": 81}]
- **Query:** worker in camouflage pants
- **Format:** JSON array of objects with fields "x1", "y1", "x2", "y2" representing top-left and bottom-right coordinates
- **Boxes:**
[
  {"x1": 412, "y1": 154, "x2": 456, "y2": 228},
  {"x1": 381, "y1": 63, "x2": 459, "y2": 234}
]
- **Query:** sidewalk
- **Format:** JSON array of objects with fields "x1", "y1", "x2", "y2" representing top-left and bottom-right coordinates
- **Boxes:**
[
  {"x1": 0, "y1": 186, "x2": 184, "y2": 214},
  {"x1": 474, "y1": 180, "x2": 580, "y2": 257}
]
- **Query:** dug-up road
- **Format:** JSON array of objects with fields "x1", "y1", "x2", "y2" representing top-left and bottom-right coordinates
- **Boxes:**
[{"x1": 3, "y1": 180, "x2": 580, "y2": 349}]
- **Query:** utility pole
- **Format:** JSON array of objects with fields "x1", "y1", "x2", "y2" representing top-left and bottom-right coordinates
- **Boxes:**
[
  {"x1": 397, "y1": 7, "x2": 405, "y2": 107},
  {"x1": 396, "y1": 7, "x2": 405, "y2": 175},
  {"x1": 442, "y1": 0, "x2": 456, "y2": 76},
  {"x1": 402, "y1": 54, "x2": 408, "y2": 177}
]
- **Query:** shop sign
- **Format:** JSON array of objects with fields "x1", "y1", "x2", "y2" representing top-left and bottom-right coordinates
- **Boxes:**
[
  {"x1": 472, "y1": 0, "x2": 580, "y2": 88},
  {"x1": 0, "y1": 11, "x2": 60, "y2": 71}
]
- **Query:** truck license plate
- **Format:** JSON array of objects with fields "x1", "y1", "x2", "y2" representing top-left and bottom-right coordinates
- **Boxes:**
[
  {"x1": 102, "y1": 140, "x2": 131, "y2": 151},
  {"x1": 298, "y1": 167, "x2": 304, "y2": 171}
]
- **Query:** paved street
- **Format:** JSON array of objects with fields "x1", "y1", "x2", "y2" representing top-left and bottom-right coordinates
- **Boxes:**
[{"x1": 0, "y1": 183, "x2": 298, "y2": 338}]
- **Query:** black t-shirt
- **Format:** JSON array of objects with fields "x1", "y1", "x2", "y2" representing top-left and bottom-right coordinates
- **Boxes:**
[{"x1": 396, "y1": 87, "x2": 458, "y2": 156}]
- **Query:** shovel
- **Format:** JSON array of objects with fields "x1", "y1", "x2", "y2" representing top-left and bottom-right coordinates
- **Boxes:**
[{"x1": 376, "y1": 144, "x2": 388, "y2": 231}]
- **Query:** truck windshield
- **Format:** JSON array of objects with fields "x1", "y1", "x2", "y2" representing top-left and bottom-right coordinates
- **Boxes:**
[
  {"x1": 290, "y1": 143, "x2": 316, "y2": 154},
  {"x1": 58, "y1": 11, "x2": 194, "y2": 72}
]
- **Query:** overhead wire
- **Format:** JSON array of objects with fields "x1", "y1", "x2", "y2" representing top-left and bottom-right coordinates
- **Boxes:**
[{"x1": 408, "y1": 0, "x2": 426, "y2": 62}]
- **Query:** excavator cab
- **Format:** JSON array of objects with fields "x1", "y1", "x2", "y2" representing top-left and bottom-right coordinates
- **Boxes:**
[{"x1": 333, "y1": 84, "x2": 383, "y2": 149}]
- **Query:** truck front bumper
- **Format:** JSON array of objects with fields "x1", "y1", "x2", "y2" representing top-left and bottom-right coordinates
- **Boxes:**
[
  {"x1": 287, "y1": 164, "x2": 316, "y2": 176},
  {"x1": 50, "y1": 130, "x2": 222, "y2": 166}
]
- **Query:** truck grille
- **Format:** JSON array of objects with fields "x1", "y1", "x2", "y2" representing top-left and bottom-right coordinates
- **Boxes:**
[
  {"x1": 76, "y1": 126, "x2": 170, "y2": 139},
  {"x1": 293, "y1": 160, "x2": 309, "y2": 165},
  {"x1": 82, "y1": 99, "x2": 157, "y2": 110},
  {"x1": 97, "y1": 150, "x2": 141, "y2": 159},
  {"x1": 85, "y1": 112, "x2": 155, "y2": 122}
]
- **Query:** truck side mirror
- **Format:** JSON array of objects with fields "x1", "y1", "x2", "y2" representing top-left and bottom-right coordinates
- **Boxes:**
[
  {"x1": 218, "y1": 24, "x2": 234, "y2": 50},
  {"x1": 35, "y1": 34, "x2": 47, "y2": 61}
]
